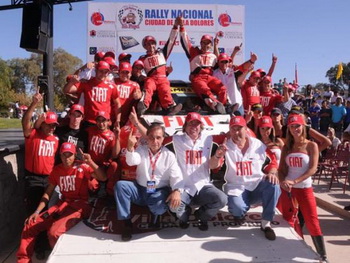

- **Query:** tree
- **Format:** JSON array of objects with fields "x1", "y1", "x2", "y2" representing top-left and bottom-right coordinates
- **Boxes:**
[
  {"x1": 325, "y1": 62, "x2": 350, "y2": 91},
  {"x1": 0, "y1": 59, "x2": 16, "y2": 111}
]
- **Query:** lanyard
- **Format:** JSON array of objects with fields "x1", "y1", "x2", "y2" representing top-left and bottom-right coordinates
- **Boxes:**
[{"x1": 148, "y1": 149, "x2": 162, "y2": 180}]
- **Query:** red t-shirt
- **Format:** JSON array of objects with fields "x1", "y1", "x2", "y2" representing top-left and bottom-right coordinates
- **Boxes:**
[
  {"x1": 87, "y1": 126, "x2": 115, "y2": 166},
  {"x1": 260, "y1": 91, "x2": 283, "y2": 115},
  {"x1": 117, "y1": 123, "x2": 142, "y2": 181},
  {"x1": 241, "y1": 81, "x2": 260, "y2": 111},
  {"x1": 25, "y1": 129, "x2": 59, "y2": 175},
  {"x1": 114, "y1": 78, "x2": 140, "y2": 125},
  {"x1": 48, "y1": 161, "x2": 94, "y2": 202},
  {"x1": 76, "y1": 78, "x2": 118, "y2": 123}
]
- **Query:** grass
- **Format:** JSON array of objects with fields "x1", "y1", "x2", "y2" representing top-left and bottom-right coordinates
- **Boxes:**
[{"x1": 0, "y1": 118, "x2": 22, "y2": 129}]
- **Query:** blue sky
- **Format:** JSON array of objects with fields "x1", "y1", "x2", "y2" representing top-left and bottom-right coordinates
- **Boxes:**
[{"x1": 0, "y1": 0, "x2": 349, "y2": 86}]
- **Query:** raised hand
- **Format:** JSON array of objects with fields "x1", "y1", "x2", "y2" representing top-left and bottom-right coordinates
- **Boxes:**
[
  {"x1": 79, "y1": 148, "x2": 93, "y2": 165},
  {"x1": 127, "y1": 130, "x2": 137, "y2": 151},
  {"x1": 250, "y1": 52, "x2": 258, "y2": 63},
  {"x1": 272, "y1": 53, "x2": 277, "y2": 63},
  {"x1": 215, "y1": 137, "x2": 228, "y2": 158},
  {"x1": 32, "y1": 91, "x2": 43, "y2": 104}
]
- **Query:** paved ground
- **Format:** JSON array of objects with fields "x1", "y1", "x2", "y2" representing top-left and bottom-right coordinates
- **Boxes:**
[{"x1": 0, "y1": 129, "x2": 23, "y2": 151}]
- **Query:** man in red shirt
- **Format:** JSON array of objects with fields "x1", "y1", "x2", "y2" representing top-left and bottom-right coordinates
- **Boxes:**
[
  {"x1": 64, "y1": 61, "x2": 121, "y2": 128},
  {"x1": 22, "y1": 92, "x2": 59, "y2": 216},
  {"x1": 137, "y1": 19, "x2": 182, "y2": 116},
  {"x1": 259, "y1": 76, "x2": 288, "y2": 115},
  {"x1": 17, "y1": 142, "x2": 106, "y2": 263},
  {"x1": 241, "y1": 71, "x2": 262, "y2": 113},
  {"x1": 114, "y1": 62, "x2": 142, "y2": 127}
]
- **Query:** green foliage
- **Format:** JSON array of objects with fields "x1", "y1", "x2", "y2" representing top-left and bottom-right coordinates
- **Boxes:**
[
  {"x1": 326, "y1": 63, "x2": 350, "y2": 90},
  {"x1": 0, "y1": 117, "x2": 22, "y2": 129}
]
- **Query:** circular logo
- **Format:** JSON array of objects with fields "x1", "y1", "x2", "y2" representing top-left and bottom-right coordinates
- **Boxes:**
[
  {"x1": 218, "y1": 13, "x2": 231, "y2": 27},
  {"x1": 91, "y1": 12, "x2": 104, "y2": 26}
]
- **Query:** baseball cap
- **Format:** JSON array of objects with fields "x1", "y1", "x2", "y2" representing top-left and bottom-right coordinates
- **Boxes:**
[
  {"x1": 258, "y1": 116, "x2": 273, "y2": 128},
  {"x1": 60, "y1": 142, "x2": 76, "y2": 155},
  {"x1": 103, "y1": 57, "x2": 117, "y2": 69},
  {"x1": 262, "y1": 76, "x2": 272, "y2": 83},
  {"x1": 218, "y1": 53, "x2": 230, "y2": 62},
  {"x1": 250, "y1": 71, "x2": 261, "y2": 79},
  {"x1": 142, "y1": 35, "x2": 156, "y2": 48},
  {"x1": 69, "y1": 104, "x2": 84, "y2": 115},
  {"x1": 287, "y1": 114, "x2": 305, "y2": 126},
  {"x1": 104, "y1": 51, "x2": 115, "y2": 59},
  {"x1": 96, "y1": 61, "x2": 110, "y2": 71},
  {"x1": 201, "y1": 34, "x2": 213, "y2": 43},
  {"x1": 96, "y1": 111, "x2": 110, "y2": 120},
  {"x1": 185, "y1": 112, "x2": 203, "y2": 124},
  {"x1": 133, "y1": 60, "x2": 144, "y2": 69},
  {"x1": 271, "y1": 108, "x2": 282, "y2": 115},
  {"x1": 287, "y1": 84, "x2": 296, "y2": 91},
  {"x1": 94, "y1": 52, "x2": 105, "y2": 62},
  {"x1": 119, "y1": 62, "x2": 132, "y2": 73},
  {"x1": 229, "y1": 116, "x2": 247, "y2": 128},
  {"x1": 252, "y1": 103, "x2": 263, "y2": 112},
  {"x1": 45, "y1": 111, "x2": 59, "y2": 125},
  {"x1": 290, "y1": 105, "x2": 304, "y2": 114},
  {"x1": 118, "y1": 53, "x2": 132, "y2": 62}
]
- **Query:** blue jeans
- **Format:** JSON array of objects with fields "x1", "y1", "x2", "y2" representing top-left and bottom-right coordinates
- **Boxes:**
[
  {"x1": 227, "y1": 179, "x2": 281, "y2": 221},
  {"x1": 114, "y1": 180, "x2": 171, "y2": 220},
  {"x1": 175, "y1": 185, "x2": 227, "y2": 222}
]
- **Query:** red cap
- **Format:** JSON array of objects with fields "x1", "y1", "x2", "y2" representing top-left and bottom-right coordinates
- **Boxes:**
[
  {"x1": 258, "y1": 116, "x2": 273, "y2": 128},
  {"x1": 69, "y1": 104, "x2": 84, "y2": 115},
  {"x1": 133, "y1": 60, "x2": 144, "y2": 69},
  {"x1": 96, "y1": 61, "x2": 110, "y2": 71},
  {"x1": 287, "y1": 114, "x2": 305, "y2": 126},
  {"x1": 256, "y1": 68, "x2": 265, "y2": 74},
  {"x1": 142, "y1": 35, "x2": 156, "y2": 48},
  {"x1": 250, "y1": 71, "x2": 261, "y2": 78},
  {"x1": 185, "y1": 112, "x2": 203, "y2": 124},
  {"x1": 60, "y1": 142, "x2": 76, "y2": 155},
  {"x1": 218, "y1": 53, "x2": 230, "y2": 62},
  {"x1": 262, "y1": 76, "x2": 272, "y2": 83},
  {"x1": 119, "y1": 62, "x2": 132, "y2": 73},
  {"x1": 94, "y1": 52, "x2": 105, "y2": 61},
  {"x1": 287, "y1": 84, "x2": 296, "y2": 91},
  {"x1": 201, "y1": 34, "x2": 213, "y2": 43},
  {"x1": 96, "y1": 111, "x2": 110, "y2": 120},
  {"x1": 103, "y1": 57, "x2": 118, "y2": 70},
  {"x1": 104, "y1": 51, "x2": 115, "y2": 59},
  {"x1": 45, "y1": 111, "x2": 58, "y2": 125},
  {"x1": 229, "y1": 116, "x2": 247, "y2": 127},
  {"x1": 66, "y1": 74, "x2": 74, "y2": 83},
  {"x1": 118, "y1": 53, "x2": 132, "y2": 62}
]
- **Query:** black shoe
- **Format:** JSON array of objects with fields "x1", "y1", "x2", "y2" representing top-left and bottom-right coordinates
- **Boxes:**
[
  {"x1": 178, "y1": 205, "x2": 191, "y2": 229},
  {"x1": 149, "y1": 214, "x2": 161, "y2": 229},
  {"x1": 215, "y1": 102, "x2": 226, "y2": 114},
  {"x1": 344, "y1": 205, "x2": 350, "y2": 211},
  {"x1": 167, "y1": 103, "x2": 182, "y2": 116},
  {"x1": 179, "y1": 220, "x2": 190, "y2": 229},
  {"x1": 261, "y1": 226, "x2": 276, "y2": 241},
  {"x1": 194, "y1": 210, "x2": 208, "y2": 231},
  {"x1": 121, "y1": 226, "x2": 132, "y2": 241},
  {"x1": 137, "y1": 101, "x2": 148, "y2": 115}
]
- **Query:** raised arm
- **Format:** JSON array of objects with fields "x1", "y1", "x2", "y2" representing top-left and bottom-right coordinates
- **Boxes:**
[
  {"x1": 22, "y1": 92, "x2": 42, "y2": 138},
  {"x1": 267, "y1": 54, "x2": 277, "y2": 77}
]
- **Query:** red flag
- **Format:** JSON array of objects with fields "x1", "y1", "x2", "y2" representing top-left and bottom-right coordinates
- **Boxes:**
[{"x1": 295, "y1": 63, "x2": 298, "y2": 85}]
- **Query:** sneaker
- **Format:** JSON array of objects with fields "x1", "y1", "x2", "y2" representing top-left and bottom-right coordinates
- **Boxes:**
[
  {"x1": 215, "y1": 102, "x2": 226, "y2": 114},
  {"x1": 260, "y1": 226, "x2": 276, "y2": 241},
  {"x1": 137, "y1": 101, "x2": 148, "y2": 115},
  {"x1": 204, "y1": 98, "x2": 217, "y2": 111},
  {"x1": 167, "y1": 103, "x2": 182, "y2": 116},
  {"x1": 194, "y1": 210, "x2": 208, "y2": 231}
]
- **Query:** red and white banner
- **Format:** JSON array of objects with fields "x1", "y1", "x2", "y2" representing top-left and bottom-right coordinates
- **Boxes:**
[{"x1": 87, "y1": 2, "x2": 245, "y2": 63}]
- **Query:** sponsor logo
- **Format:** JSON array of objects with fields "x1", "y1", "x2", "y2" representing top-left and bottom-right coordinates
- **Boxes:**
[
  {"x1": 90, "y1": 30, "x2": 116, "y2": 38},
  {"x1": 118, "y1": 5, "x2": 143, "y2": 29},
  {"x1": 119, "y1": 36, "x2": 139, "y2": 50},
  {"x1": 218, "y1": 13, "x2": 242, "y2": 27},
  {"x1": 89, "y1": 47, "x2": 97, "y2": 55},
  {"x1": 90, "y1": 11, "x2": 115, "y2": 26}
]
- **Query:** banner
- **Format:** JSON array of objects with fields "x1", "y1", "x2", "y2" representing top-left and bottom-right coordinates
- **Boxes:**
[{"x1": 87, "y1": 2, "x2": 245, "y2": 64}]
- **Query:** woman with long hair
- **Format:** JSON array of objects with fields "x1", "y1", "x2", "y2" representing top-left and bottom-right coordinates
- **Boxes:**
[
  {"x1": 278, "y1": 114, "x2": 327, "y2": 262},
  {"x1": 257, "y1": 116, "x2": 284, "y2": 164}
]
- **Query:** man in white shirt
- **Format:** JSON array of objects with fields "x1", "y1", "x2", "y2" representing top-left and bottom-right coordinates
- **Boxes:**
[
  {"x1": 164, "y1": 112, "x2": 227, "y2": 230},
  {"x1": 209, "y1": 116, "x2": 280, "y2": 240},
  {"x1": 114, "y1": 123, "x2": 183, "y2": 241}
]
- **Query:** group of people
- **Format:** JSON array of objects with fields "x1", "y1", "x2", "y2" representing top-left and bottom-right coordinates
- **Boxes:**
[{"x1": 16, "y1": 15, "x2": 333, "y2": 263}]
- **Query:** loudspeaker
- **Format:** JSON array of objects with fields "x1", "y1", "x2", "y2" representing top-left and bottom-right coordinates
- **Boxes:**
[{"x1": 20, "y1": 3, "x2": 52, "y2": 54}]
